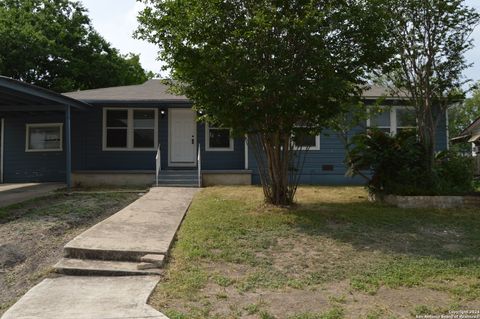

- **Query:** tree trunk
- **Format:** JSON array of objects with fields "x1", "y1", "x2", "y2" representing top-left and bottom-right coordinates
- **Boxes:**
[{"x1": 250, "y1": 132, "x2": 298, "y2": 205}]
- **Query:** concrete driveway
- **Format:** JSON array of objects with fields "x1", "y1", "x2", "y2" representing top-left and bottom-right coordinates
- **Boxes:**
[{"x1": 0, "y1": 183, "x2": 64, "y2": 208}]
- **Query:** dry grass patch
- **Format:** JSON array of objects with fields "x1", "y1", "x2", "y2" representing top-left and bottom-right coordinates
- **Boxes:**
[
  {"x1": 0, "y1": 191, "x2": 141, "y2": 314},
  {"x1": 149, "y1": 186, "x2": 480, "y2": 319}
]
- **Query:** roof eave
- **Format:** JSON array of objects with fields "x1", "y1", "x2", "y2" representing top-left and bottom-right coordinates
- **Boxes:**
[{"x1": 0, "y1": 76, "x2": 92, "y2": 110}]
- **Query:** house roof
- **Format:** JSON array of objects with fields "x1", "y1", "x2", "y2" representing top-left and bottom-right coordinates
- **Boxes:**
[
  {"x1": 0, "y1": 76, "x2": 92, "y2": 111},
  {"x1": 362, "y1": 85, "x2": 409, "y2": 99},
  {"x1": 452, "y1": 116, "x2": 480, "y2": 143},
  {"x1": 63, "y1": 80, "x2": 406, "y2": 104},
  {"x1": 63, "y1": 79, "x2": 189, "y2": 103}
]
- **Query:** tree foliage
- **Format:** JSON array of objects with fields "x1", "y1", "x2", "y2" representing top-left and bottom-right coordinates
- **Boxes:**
[
  {"x1": 0, "y1": 0, "x2": 153, "y2": 92},
  {"x1": 137, "y1": 0, "x2": 393, "y2": 205},
  {"x1": 382, "y1": 0, "x2": 479, "y2": 175}
]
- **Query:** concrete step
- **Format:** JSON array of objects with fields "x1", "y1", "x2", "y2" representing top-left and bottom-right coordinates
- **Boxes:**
[
  {"x1": 155, "y1": 184, "x2": 199, "y2": 188},
  {"x1": 141, "y1": 254, "x2": 165, "y2": 266},
  {"x1": 54, "y1": 258, "x2": 163, "y2": 276},
  {"x1": 64, "y1": 247, "x2": 148, "y2": 262}
]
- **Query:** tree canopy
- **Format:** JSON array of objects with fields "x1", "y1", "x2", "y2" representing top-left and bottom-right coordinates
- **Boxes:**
[
  {"x1": 0, "y1": 0, "x2": 153, "y2": 92},
  {"x1": 137, "y1": 0, "x2": 393, "y2": 204},
  {"x1": 381, "y1": 0, "x2": 479, "y2": 173}
]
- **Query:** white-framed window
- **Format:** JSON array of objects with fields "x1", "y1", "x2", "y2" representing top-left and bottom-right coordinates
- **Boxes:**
[
  {"x1": 367, "y1": 106, "x2": 416, "y2": 135},
  {"x1": 292, "y1": 129, "x2": 321, "y2": 151},
  {"x1": 103, "y1": 108, "x2": 158, "y2": 151},
  {"x1": 25, "y1": 123, "x2": 63, "y2": 152},
  {"x1": 205, "y1": 123, "x2": 234, "y2": 151}
]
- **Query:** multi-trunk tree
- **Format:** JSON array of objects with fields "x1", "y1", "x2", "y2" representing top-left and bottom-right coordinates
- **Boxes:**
[{"x1": 137, "y1": 0, "x2": 393, "y2": 205}]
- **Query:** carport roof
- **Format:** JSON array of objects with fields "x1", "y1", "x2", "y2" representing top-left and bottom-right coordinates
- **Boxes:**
[{"x1": 0, "y1": 76, "x2": 91, "y2": 111}]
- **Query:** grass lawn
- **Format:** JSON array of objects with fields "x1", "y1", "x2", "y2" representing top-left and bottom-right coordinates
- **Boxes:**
[
  {"x1": 0, "y1": 190, "x2": 141, "y2": 314},
  {"x1": 149, "y1": 186, "x2": 480, "y2": 319}
]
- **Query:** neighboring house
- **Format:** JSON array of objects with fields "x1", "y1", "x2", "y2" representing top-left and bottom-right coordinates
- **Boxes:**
[
  {"x1": 452, "y1": 116, "x2": 480, "y2": 156},
  {"x1": 0, "y1": 77, "x2": 449, "y2": 187}
]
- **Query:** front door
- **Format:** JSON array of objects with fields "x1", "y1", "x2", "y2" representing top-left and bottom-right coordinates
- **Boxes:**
[{"x1": 169, "y1": 109, "x2": 196, "y2": 166}]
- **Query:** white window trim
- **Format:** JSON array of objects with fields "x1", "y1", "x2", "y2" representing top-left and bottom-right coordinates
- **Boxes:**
[
  {"x1": 102, "y1": 107, "x2": 158, "y2": 151},
  {"x1": 292, "y1": 127, "x2": 321, "y2": 151},
  {"x1": 205, "y1": 123, "x2": 234, "y2": 151},
  {"x1": 293, "y1": 134, "x2": 321, "y2": 151},
  {"x1": 367, "y1": 106, "x2": 416, "y2": 135},
  {"x1": 25, "y1": 123, "x2": 63, "y2": 152}
]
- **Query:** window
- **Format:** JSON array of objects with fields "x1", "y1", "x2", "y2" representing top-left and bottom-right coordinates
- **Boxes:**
[
  {"x1": 292, "y1": 128, "x2": 320, "y2": 150},
  {"x1": 26, "y1": 123, "x2": 63, "y2": 152},
  {"x1": 103, "y1": 108, "x2": 158, "y2": 150},
  {"x1": 396, "y1": 107, "x2": 416, "y2": 133},
  {"x1": 369, "y1": 109, "x2": 391, "y2": 134},
  {"x1": 367, "y1": 106, "x2": 417, "y2": 135},
  {"x1": 206, "y1": 123, "x2": 234, "y2": 151}
]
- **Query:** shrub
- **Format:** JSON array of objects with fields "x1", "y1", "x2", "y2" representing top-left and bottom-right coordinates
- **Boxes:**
[
  {"x1": 347, "y1": 129, "x2": 475, "y2": 196},
  {"x1": 435, "y1": 151, "x2": 475, "y2": 194}
]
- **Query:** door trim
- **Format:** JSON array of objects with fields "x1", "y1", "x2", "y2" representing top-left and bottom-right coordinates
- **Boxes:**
[
  {"x1": 1, "y1": 118, "x2": 4, "y2": 183},
  {"x1": 168, "y1": 108, "x2": 197, "y2": 167}
]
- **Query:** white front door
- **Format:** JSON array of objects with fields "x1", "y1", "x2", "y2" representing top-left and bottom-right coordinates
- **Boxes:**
[{"x1": 169, "y1": 109, "x2": 196, "y2": 166}]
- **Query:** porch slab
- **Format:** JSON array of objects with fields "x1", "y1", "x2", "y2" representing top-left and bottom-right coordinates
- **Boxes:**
[
  {"x1": 1, "y1": 276, "x2": 168, "y2": 319},
  {"x1": 64, "y1": 187, "x2": 199, "y2": 259},
  {"x1": 0, "y1": 183, "x2": 64, "y2": 208}
]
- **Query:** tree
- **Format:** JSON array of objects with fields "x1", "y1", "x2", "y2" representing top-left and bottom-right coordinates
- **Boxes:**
[
  {"x1": 0, "y1": 0, "x2": 152, "y2": 92},
  {"x1": 137, "y1": 0, "x2": 393, "y2": 205},
  {"x1": 382, "y1": 0, "x2": 479, "y2": 178}
]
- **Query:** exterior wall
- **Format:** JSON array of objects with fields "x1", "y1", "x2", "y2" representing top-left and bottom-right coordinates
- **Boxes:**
[
  {"x1": 0, "y1": 103, "x2": 449, "y2": 185},
  {"x1": 248, "y1": 114, "x2": 449, "y2": 186},
  {"x1": 202, "y1": 170, "x2": 251, "y2": 186},
  {"x1": 72, "y1": 171, "x2": 154, "y2": 187},
  {"x1": 72, "y1": 105, "x2": 246, "y2": 172},
  {"x1": 2, "y1": 112, "x2": 66, "y2": 183}
]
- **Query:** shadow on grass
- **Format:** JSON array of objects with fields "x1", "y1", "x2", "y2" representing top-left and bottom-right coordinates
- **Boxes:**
[{"x1": 288, "y1": 199, "x2": 480, "y2": 261}]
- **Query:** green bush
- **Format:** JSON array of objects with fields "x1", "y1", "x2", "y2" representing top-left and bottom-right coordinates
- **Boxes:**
[
  {"x1": 435, "y1": 151, "x2": 475, "y2": 194},
  {"x1": 347, "y1": 129, "x2": 475, "y2": 196}
]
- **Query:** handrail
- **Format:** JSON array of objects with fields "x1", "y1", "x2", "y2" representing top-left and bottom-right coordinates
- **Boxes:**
[
  {"x1": 155, "y1": 144, "x2": 161, "y2": 187},
  {"x1": 197, "y1": 143, "x2": 201, "y2": 187}
]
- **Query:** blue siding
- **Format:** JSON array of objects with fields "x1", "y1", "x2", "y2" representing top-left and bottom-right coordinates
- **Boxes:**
[
  {"x1": 72, "y1": 109, "x2": 158, "y2": 171},
  {"x1": 72, "y1": 106, "x2": 245, "y2": 172},
  {"x1": 198, "y1": 123, "x2": 245, "y2": 170},
  {"x1": 249, "y1": 114, "x2": 449, "y2": 186},
  {"x1": 3, "y1": 113, "x2": 66, "y2": 182},
  {"x1": 1, "y1": 105, "x2": 449, "y2": 185}
]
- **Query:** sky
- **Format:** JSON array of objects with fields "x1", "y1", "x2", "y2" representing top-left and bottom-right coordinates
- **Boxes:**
[{"x1": 80, "y1": 0, "x2": 480, "y2": 84}]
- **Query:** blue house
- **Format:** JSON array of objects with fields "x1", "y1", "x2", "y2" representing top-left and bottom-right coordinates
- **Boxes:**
[{"x1": 0, "y1": 77, "x2": 449, "y2": 188}]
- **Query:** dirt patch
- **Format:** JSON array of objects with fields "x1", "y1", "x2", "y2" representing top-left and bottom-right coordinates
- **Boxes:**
[
  {"x1": 159, "y1": 280, "x2": 469, "y2": 318},
  {"x1": 0, "y1": 192, "x2": 139, "y2": 314}
]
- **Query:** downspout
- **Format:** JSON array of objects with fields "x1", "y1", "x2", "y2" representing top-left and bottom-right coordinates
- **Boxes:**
[
  {"x1": 1, "y1": 118, "x2": 4, "y2": 184},
  {"x1": 65, "y1": 105, "x2": 72, "y2": 191}
]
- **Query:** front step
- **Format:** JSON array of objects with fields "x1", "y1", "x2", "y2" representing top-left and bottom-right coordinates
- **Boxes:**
[
  {"x1": 63, "y1": 246, "x2": 150, "y2": 262},
  {"x1": 54, "y1": 258, "x2": 163, "y2": 276},
  {"x1": 157, "y1": 170, "x2": 200, "y2": 187}
]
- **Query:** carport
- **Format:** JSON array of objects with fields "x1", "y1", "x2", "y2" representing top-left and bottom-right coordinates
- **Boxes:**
[{"x1": 0, "y1": 76, "x2": 92, "y2": 190}]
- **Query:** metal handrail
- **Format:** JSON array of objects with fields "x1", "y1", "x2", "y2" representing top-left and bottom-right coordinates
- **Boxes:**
[
  {"x1": 197, "y1": 143, "x2": 201, "y2": 187},
  {"x1": 155, "y1": 144, "x2": 161, "y2": 186}
]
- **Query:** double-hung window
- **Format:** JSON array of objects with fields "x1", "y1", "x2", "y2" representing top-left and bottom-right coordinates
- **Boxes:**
[
  {"x1": 26, "y1": 123, "x2": 63, "y2": 152},
  {"x1": 368, "y1": 106, "x2": 416, "y2": 135},
  {"x1": 103, "y1": 108, "x2": 158, "y2": 150},
  {"x1": 205, "y1": 123, "x2": 234, "y2": 151}
]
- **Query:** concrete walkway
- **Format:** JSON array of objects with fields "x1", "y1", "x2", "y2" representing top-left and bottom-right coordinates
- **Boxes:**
[
  {"x1": 0, "y1": 183, "x2": 64, "y2": 208},
  {"x1": 1, "y1": 187, "x2": 198, "y2": 319},
  {"x1": 2, "y1": 277, "x2": 168, "y2": 319}
]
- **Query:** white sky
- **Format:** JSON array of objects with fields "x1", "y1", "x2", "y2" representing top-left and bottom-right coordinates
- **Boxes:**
[{"x1": 80, "y1": 0, "x2": 480, "y2": 85}]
